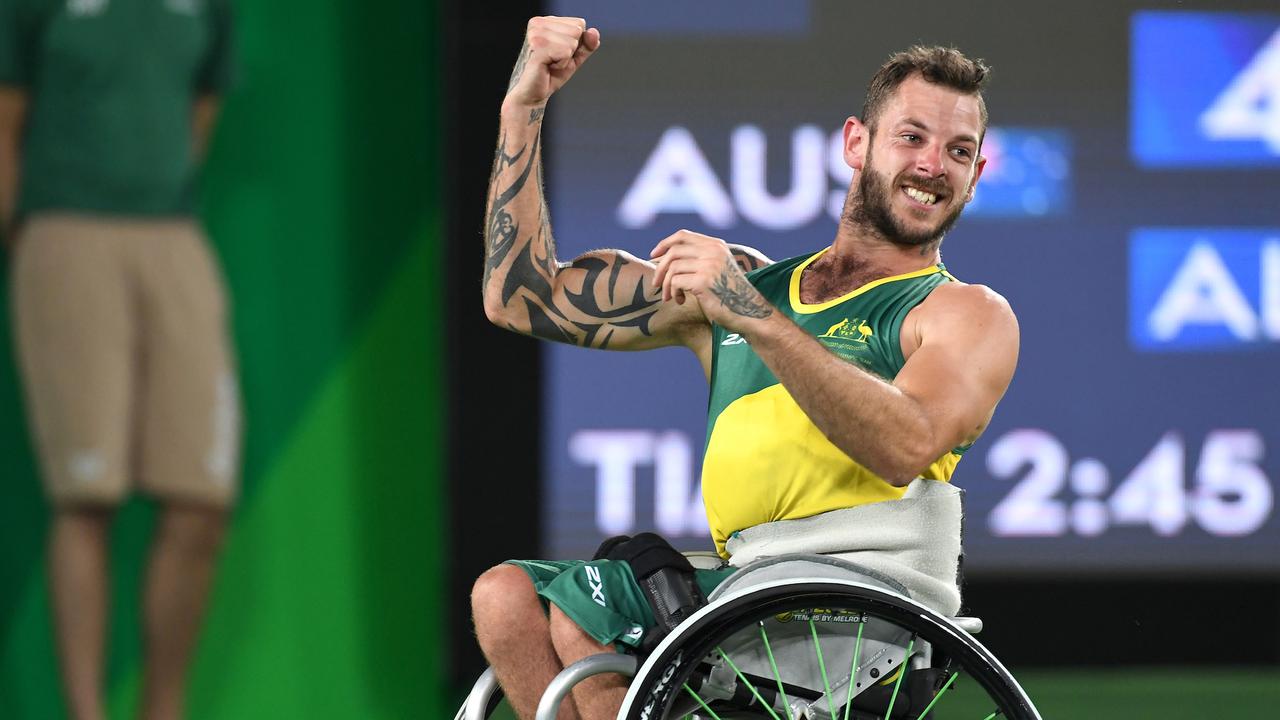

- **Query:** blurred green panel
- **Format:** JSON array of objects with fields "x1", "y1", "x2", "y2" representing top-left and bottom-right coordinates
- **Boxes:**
[
  {"x1": 1, "y1": 0, "x2": 442, "y2": 715},
  {"x1": 184, "y1": 230, "x2": 443, "y2": 718}
]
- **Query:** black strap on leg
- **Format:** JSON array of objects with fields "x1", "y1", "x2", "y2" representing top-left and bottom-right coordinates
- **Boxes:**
[{"x1": 594, "y1": 532, "x2": 707, "y2": 654}]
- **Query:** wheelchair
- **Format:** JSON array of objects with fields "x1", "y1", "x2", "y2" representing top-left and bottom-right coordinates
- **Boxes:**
[{"x1": 459, "y1": 554, "x2": 1041, "y2": 720}]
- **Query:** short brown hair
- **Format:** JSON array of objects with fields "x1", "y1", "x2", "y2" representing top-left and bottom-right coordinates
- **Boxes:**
[{"x1": 861, "y1": 46, "x2": 990, "y2": 136}]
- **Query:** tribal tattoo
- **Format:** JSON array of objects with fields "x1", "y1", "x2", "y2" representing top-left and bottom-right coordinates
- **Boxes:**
[
  {"x1": 482, "y1": 131, "x2": 536, "y2": 288},
  {"x1": 507, "y1": 39, "x2": 531, "y2": 93},
  {"x1": 482, "y1": 113, "x2": 662, "y2": 349},
  {"x1": 710, "y1": 257, "x2": 774, "y2": 319}
]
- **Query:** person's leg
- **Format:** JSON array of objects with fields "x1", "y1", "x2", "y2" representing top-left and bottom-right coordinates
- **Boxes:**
[
  {"x1": 131, "y1": 221, "x2": 240, "y2": 720},
  {"x1": 12, "y1": 217, "x2": 135, "y2": 720},
  {"x1": 138, "y1": 503, "x2": 228, "y2": 720},
  {"x1": 472, "y1": 564, "x2": 581, "y2": 720},
  {"x1": 47, "y1": 507, "x2": 114, "y2": 720},
  {"x1": 548, "y1": 605, "x2": 630, "y2": 720}
]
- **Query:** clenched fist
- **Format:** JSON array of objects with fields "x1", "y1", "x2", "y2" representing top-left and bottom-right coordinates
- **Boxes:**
[
  {"x1": 505, "y1": 17, "x2": 601, "y2": 108},
  {"x1": 651, "y1": 230, "x2": 776, "y2": 332}
]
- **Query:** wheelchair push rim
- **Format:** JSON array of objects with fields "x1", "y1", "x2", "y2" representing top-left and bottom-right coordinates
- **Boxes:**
[{"x1": 619, "y1": 577, "x2": 1041, "y2": 720}]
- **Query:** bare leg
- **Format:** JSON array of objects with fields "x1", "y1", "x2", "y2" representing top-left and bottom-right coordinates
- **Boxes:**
[
  {"x1": 472, "y1": 564, "x2": 581, "y2": 720},
  {"x1": 47, "y1": 506, "x2": 114, "y2": 720},
  {"x1": 139, "y1": 503, "x2": 227, "y2": 720},
  {"x1": 548, "y1": 605, "x2": 629, "y2": 720}
]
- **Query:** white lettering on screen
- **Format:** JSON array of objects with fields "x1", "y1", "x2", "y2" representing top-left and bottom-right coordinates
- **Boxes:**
[
  {"x1": 1148, "y1": 240, "x2": 1280, "y2": 342},
  {"x1": 568, "y1": 429, "x2": 708, "y2": 537}
]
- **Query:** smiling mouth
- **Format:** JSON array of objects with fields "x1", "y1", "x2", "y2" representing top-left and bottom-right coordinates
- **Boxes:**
[{"x1": 902, "y1": 185, "x2": 943, "y2": 206}]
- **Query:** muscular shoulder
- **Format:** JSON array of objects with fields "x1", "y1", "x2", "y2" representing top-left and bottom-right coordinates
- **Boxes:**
[
  {"x1": 927, "y1": 281, "x2": 1015, "y2": 324},
  {"x1": 903, "y1": 281, "x2": 1018, "y2": 357}
]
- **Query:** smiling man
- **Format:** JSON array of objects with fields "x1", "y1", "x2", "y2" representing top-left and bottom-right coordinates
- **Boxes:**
[{"x1": 472, "y1": 17, "x2": 1019, "y2": 720}]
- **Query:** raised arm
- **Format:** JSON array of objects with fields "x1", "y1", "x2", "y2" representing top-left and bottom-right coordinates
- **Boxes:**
[{"x1": 481, "y1": 18, "x2": 773, "y2": 357}]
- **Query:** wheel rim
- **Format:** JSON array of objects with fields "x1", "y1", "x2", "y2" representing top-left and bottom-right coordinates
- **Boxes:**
[{"x1": 620, "y1": 579, "x2": 1040, "y2": 720}]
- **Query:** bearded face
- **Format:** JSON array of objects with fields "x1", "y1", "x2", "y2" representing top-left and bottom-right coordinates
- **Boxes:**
[
  {"x1": 838, "y1": 75, "x2": 985, "y2": 249},
  {"x1": 843, "y1": 141, "x2": 968, "y2": 248}
]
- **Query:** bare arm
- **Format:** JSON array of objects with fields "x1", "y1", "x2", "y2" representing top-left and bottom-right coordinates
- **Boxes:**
[
  {"x1": 192, "y1": 94, "x2": 220, "y2": 163},
  {"x1": 653, "y1": 232, "x2": 1017, "y2": 485},
  {"x1": 0, "y1": 87, "x2": 26, "y2": 245},
  {"x1": 482, "y1": 18, "x2": 773, "y2": 357},
  {"x1": 749, "y1": 283, "x2": 1017, "y2": 484}
]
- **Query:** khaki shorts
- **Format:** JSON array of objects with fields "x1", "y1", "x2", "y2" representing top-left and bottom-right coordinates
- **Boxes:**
[{"x1": 10, "y1": 214, "x2": 241, "y2": 507}]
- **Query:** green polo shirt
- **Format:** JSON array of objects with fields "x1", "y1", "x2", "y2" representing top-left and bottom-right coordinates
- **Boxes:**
[{"x1": 0, "y1": 0, "x2": 233, "y2": 217}]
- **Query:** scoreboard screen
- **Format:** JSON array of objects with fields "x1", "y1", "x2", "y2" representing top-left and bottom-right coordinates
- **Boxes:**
[{"x1": 539, "y1": 0, "x2": 1280, "y2": 575}]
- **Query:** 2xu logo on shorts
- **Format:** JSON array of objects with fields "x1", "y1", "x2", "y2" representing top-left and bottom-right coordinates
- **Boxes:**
[
  {"x1": 585, "y1": 565, "x2": 607, "y2": 607},
  {"x1": 639, "y1": 649, "x2": 684, "y2": 720}
]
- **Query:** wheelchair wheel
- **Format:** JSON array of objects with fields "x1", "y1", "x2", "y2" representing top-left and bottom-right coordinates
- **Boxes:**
[{"x1": 618, "y1": 578, "x2": 1040, "y2": 720}]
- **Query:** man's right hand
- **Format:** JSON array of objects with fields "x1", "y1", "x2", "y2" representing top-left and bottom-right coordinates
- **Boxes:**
[{"x1": 505, "y1": 17, "x2": 600, "y2": 108}]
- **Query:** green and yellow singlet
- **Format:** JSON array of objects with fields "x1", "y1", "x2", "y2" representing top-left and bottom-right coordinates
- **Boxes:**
[{"x1": 702, "y1": 248, "x2": 968, "y2": 557}]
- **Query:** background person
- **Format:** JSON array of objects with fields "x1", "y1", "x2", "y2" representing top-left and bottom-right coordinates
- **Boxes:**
[{"x1": 0, "y1": 1, "x2": 237, "y2": 718}]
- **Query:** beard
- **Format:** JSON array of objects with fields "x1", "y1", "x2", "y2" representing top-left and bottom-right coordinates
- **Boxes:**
[{"x1": 842, "y1": 147, "x2": 967, "y2": 248}]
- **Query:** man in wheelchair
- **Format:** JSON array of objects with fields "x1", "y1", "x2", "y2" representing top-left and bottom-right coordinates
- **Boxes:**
[{"x1": 474, "y1": 15, "x2": 1019, "y2": 720}]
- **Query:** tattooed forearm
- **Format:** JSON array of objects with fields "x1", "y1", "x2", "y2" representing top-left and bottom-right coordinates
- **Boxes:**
[
  {"x1": 482, "y1": 209, "x2": 519, "y2": 288},
  {"x1": 484, "y1": 55, "x2": 669, "y2": 350},
  {"x1": 483, "y1": 132, "x2": 540, "y2": 287},
  {"x1": 507, "y1": 39, "x2": 531, "y2": 93},
  {"x1": 710, "y1": 258, "x2": 774, "y2": 319}
]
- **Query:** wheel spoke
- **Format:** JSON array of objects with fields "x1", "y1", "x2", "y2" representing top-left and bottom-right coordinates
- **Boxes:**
[
  {"x1": 716, "y1": 647, "x2": 784, "y2": 720},
  {"x1": 682, "y1": 683, "x2": 725, "y2": 720},
  {"x1": 758, "y1": 621, "x2": 794, "y2": 720},
  {"x1": 843, "y1": 617, "x2": 866, "y2": 720},
  {"x1": 809, "y1": 619, "x2": 837, "y2": 720},
  {"x1": 625, "y1": 582, "x2": 1035, "y2": 720},
  {"x1": 882, "y1": 636, "x2": 916, "y2": 720},
  {"x1": 911, "y1": 671, "x2": 958, "y2": 720}
]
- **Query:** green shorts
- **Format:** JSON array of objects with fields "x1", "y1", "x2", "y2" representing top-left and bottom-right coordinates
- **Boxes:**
[{"x1": 506, "y1": 558, "x2": 736, "y2": 650}]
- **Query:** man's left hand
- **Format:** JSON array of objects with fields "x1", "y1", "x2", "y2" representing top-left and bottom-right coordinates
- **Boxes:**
[{"x1": 650, "y1": 229, "x2": 776, "y2": 332}]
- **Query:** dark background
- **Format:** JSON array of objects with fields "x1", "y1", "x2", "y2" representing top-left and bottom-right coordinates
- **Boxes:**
[{"x1": 446, "y1": 0, "x2": 1280, "y2": 692}]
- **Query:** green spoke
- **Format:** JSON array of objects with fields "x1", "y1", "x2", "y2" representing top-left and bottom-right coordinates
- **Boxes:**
[
  {"x1": 842, "y1": 617, "x2": 867, "y2": 720},
  {"x1": 758, "y1": 621, "x2": 794, "y2": 720},
  {"x1": 982, "y1": 712, "x2": 1001, "y2": 720},
  {"x1": 716, "y1": 647, "x2": 784, "y2": 720},
  {"x1": 882, "y1": 636, "x2": 916, "y2": 720},
  {"x1": 809, "y1": 619, "x2": 837, "y2": 720},
  {"x1": 682, "y1": 683, "x2": 724, "y2": 720},
  {"x1": 911, "y1": 671, "x2": 959, "y2": 720}
]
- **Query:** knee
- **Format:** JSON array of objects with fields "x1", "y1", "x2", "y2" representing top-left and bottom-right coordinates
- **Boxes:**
[
  {"x1": 52, "y1": 505, "x2": 115, "y2": 535},
  {"x1": 471, "y1": 564, "x2": 540, "y2": 635},
  {"x1": 156, "y1": 504, "x2": 228, "y2": 558}
]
